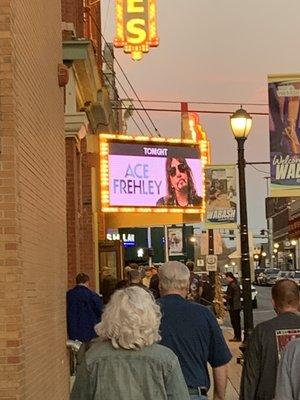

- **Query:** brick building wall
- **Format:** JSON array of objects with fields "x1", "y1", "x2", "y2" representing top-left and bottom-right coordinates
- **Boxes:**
[
  {"x1": 0, "y1": 0, "x2": 69, "y2": 398},
  {"x1": 79, "y1": 140, "x2": 98, "y2": 289},
  {"x1": 66, "y1": 137, "x2": 81, "y2": 288},
  {"x1": 61, "y1": 0, "x2": 84, "y2": 37},
  {"x1": 61, "y1": 0, "x2": 102, "y2": 72}
]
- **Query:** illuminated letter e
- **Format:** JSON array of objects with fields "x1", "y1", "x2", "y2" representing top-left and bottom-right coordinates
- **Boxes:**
[{"x1": 127, "y1": 0, "x2": 144, "y2": 13}]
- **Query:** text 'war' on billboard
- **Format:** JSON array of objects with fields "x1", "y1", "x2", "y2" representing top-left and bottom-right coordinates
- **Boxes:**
[
  {"x1": 269, "y1": 74, "x2": 300, "y2": 197},
  {"x1": 100, "y1": 138, "x2": 206, "y2": 212}
]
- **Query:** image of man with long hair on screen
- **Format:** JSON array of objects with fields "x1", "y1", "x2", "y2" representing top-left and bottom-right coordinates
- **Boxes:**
[{"x1": 156, "y1": 157, "x2": 202, "y2": 207}]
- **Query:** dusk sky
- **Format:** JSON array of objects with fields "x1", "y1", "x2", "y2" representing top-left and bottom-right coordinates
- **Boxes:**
[{"x1": 101, "y1": 0, "x2": 300, "y2": 234}]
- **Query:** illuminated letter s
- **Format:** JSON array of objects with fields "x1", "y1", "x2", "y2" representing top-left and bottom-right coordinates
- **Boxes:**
[{"x1": 126, "y1": 19, "x2": 146, "y2": 44}]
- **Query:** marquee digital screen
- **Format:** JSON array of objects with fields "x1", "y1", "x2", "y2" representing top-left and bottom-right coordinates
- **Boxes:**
[{"x1": 104, "y1": 140, "x2": 204, "y2": 209}]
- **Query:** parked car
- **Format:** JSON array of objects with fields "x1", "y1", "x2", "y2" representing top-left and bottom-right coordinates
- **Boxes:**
[
  {"x1": 221, "y1": 282, "x2": 258, "y2": 309},
  {"x1": 292, "y1": 270, "x2": 300, "y2": 286},
  {"x1": 254, "y1": 268, "x2": 265, "y2": 285},
  {"x1": 275, "y1": 270, "x2": 294, "y2": 282},
  {"x1": 259, "y1": 268, "x2": 280, "y2": 285}
]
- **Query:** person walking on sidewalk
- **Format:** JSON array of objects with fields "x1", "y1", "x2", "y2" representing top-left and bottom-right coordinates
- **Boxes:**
[
  {"x1": 224, "y1": 272, "x2": 242, "y2": 342},
  {"x1": 186, "y1": 261, "x2": 203, "y2": 303},
  {"x1": 275, "y1": 337, "x2": 300, "y2": 400},
  {"x1": 240, "y1": 279, "x2": 300, "y2": 400},
  {"x1": 67, "y1": 272, "x2": 103, "y2": 343},
  {"x1": 158, "y1": 261, "x2": 232, "y2": 400},
  {"x1": 149, "y1": 266, "x2": 160, "y2": 299}
]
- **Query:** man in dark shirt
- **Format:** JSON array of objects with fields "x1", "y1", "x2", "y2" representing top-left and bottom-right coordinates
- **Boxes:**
[
  {"x1": 158, "y1": 261, "x2": 232, "y2": 399},
  {"x1": 240, "y1": 279, "x2": 300, "y2": 400},
  {"x1": 224, "y1": 272, "x2": 242, "y2": 342},
  {"x1": 149, "y1": 266, "x2": 160, "y2": 299},
  {"x1": 67, "y1": 273, "x2": 103, "y2": 343}
]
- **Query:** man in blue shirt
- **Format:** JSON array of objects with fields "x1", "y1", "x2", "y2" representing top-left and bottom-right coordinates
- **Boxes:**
[
  {"x1": 158, "y1": 261, "x2": 232, "y2": 400},
  {"x1": 67, "y1": 273, "x2": 103, "y2": 342}
]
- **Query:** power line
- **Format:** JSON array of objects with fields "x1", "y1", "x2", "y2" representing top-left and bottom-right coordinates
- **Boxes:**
[
  {"x1": 112, "y1": 106, "x2": 269, "y2": 116},
  {"x1": 102, "y1": 37, "x2": 162, "y2": 137},
  {"x1": 127, "y1": 99, "x2": 268, "y2": 107},
  {"x1": 101, "y1": 50, "x2": 152, "y2": 135},
  {"x1": 87, "y1": 11, "x2": 160, "y2": 137},
  {"x1": 106, "y1": 83, "x2": 145, "y2": 135},
  {"x1": 249, "y1": 164, "x2": 270, "y2": 174},
  {"x1": 96, "y1": 48, "x2": 146, "y2": 135}
]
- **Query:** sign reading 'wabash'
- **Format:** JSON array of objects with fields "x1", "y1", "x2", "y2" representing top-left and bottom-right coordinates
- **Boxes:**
[{"x1": 114, "y1": 0, "x2": 159, "y2": 61}]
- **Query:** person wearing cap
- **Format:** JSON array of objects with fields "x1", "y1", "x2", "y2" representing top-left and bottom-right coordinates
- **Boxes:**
[{"x1": 67, "y1": 273, "x2": 103, "y2": 343}]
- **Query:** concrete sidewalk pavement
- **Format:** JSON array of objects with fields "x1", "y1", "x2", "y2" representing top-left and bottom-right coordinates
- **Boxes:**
[{"x1": 208, "y1": 327, "x2": 242, "y2": 400}]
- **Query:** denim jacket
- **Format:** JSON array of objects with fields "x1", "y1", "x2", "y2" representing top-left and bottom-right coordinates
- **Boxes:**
[{"x1": 70, "y1": 339, "x2": 190, "y2": 400}]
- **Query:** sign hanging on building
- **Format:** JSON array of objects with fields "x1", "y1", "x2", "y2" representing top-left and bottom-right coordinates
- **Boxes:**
[
  {"x1": 268, "y1": 74, "x2": 300, "y2": 197},
  {"x1": 114, "y1": 0, "x2": 159, "y2": 61},
  {"x1": 99, "y1": 134, "x2": 209, "y2": 216},
  {"x1": 204, "y1": 165, "x2": 237, "y2": 228}
]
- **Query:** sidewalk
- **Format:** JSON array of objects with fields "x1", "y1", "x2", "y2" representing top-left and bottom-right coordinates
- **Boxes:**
[{"x1": 208, "y1": 327, "x2": 242, "y2": 400}]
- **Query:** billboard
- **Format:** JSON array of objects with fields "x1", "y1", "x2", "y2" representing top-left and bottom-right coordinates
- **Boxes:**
[
  {"x1": 204, "y1": 165, "x2": 237, "y2": 228},
  {"x1": 100, "y1": 134, "x2": 209, "y2": 214},
  {"x1": 269, "y1": 74, "x2": 300, "y2": 197}
]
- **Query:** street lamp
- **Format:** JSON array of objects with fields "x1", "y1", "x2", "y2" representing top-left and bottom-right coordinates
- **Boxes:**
[
  {"x1": 273, "y1": 248, "x2": 279, "y2": 268},
  {"x1": 230, "y1": 106, "x2": 253, "y2": 347}
]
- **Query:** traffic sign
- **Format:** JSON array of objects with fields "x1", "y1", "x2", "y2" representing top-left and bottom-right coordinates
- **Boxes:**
[{"x1": 206, "y1": 254, "x2": 218, "y2": 271}]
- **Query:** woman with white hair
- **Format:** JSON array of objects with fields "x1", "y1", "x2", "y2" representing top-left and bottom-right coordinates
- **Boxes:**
[{"x1": 70, "y1": 286, "x2": 190, "y2": 400}]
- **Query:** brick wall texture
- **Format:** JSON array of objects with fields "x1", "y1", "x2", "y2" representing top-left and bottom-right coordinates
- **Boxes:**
[
  {"x1": 0, "y1": 0, "x2": 69, "y2": 398},
  {"x1": 65, "y1": 137, "x2": 97, "y2": 290},
  {"x1": 61, "y1": 0, "x2": 102, "y2": 72}
]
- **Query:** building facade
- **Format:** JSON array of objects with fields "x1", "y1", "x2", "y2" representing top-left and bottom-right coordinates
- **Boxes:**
[
  {"x1": 0, "y1": 0, "x2": 69, "y2": 398},
  {"x1": 266, "y1": 197, "x2": 299, "y2": 270},
  {"x1": 62, "y1": 0, "x2": 120, "y2": 291}
]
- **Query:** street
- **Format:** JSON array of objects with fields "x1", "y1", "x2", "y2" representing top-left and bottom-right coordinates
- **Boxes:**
[{"x1": 224, "y1": 285, "x2": 275, "y2": 328}]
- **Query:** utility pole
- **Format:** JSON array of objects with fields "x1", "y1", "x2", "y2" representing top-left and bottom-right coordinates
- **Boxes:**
[{"x1": 208, "y1": 229, "x2": 215, "y2": 283}]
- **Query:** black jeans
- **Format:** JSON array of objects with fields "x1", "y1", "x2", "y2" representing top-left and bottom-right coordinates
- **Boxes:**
[{"x1": 229, "y1": 309, "x2": 241, "y2": 340}]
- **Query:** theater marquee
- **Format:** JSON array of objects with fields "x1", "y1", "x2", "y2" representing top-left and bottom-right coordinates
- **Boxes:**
[
  {"x1": 114, "y1": 0, "x2": 159, "y2": 61},
  {"x1": 99, "y1": 134, "x2": 209, "y2": 215}
]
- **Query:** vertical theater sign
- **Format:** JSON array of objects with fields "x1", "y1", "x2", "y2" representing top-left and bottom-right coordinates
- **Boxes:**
[{"x1": 114, "y1": 0, "x2": 159, "y2": 61}]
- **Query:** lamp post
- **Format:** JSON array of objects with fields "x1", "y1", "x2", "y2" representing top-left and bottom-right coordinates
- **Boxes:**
[
  {"x1": 291, "y1": 239, "x2": 298, "y2": 270},
  {"x1": 230, "y1": 107, "x2": 254, "y2": 347},
  {"x1": 273, "y1": 243, "x2": 279, "y2": 268}
]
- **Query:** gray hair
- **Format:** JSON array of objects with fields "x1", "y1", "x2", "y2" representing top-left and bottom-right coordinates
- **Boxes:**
[
  {"x1": 95, "y1": 286, "x2": 161, "y2": 350},
  {"x1": 158, "y1": 261, "x2": 190, "y2": 291}
]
